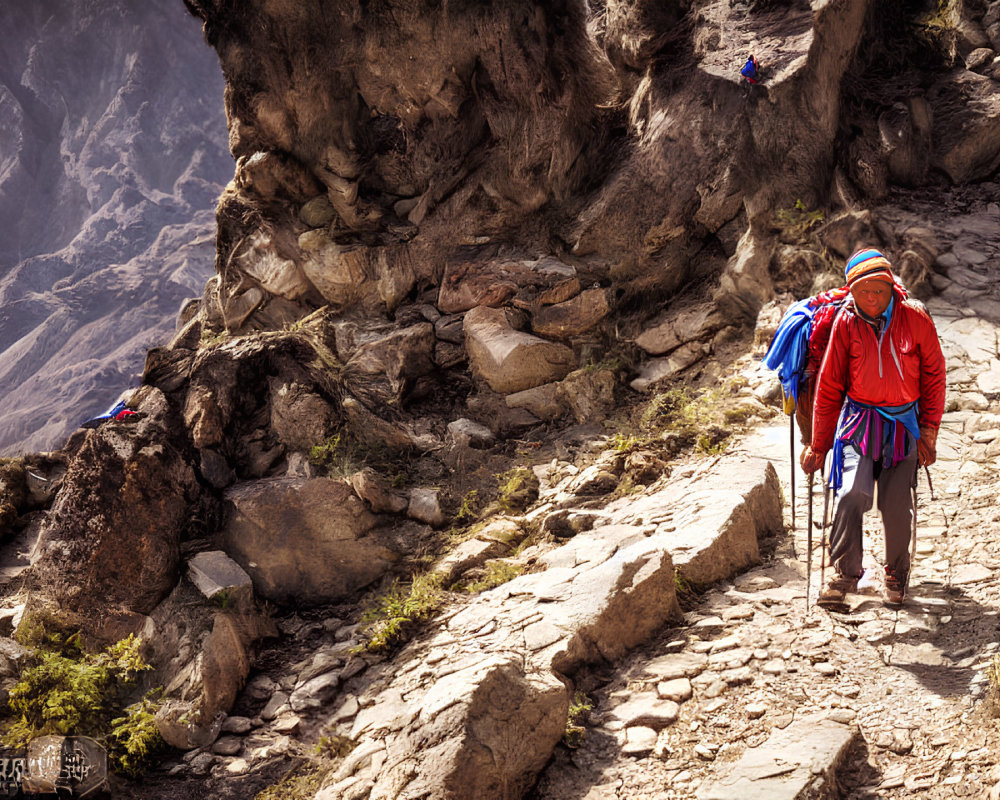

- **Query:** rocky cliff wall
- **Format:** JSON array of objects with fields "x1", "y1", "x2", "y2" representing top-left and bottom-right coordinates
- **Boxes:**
[{"x1": 179, "y1": 0, "x2": 876, "y2": 358}]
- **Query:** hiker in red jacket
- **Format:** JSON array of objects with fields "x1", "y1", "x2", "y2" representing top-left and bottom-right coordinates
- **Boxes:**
[{"x1": 800, "y1": 248, "x2": 946, "y2": 607}]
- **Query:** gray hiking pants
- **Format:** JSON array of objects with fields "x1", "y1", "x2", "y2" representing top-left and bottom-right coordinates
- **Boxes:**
[{"x1": 829, "y1": 444, "x2": 917, "y2": 581}]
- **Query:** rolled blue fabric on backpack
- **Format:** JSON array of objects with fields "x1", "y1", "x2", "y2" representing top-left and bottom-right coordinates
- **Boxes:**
[{"x1": 763, "y1": 298, "x2": 817, "y2": 403}]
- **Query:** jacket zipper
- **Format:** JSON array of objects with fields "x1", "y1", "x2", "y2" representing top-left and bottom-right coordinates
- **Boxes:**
[{"x1": 864, "y1": 313, "x2": 904, "y2": 382}]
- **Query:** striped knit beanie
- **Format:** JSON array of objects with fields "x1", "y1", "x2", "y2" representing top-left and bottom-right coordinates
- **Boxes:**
[{"x1": 845, "y1": 248, "x2": 894, "y2": 288}]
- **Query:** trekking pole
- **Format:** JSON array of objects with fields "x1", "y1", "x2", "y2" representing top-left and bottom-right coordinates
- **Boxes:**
[
  {"x1": 908, "y1": 473, "x2": 918, "y2": 594},
  {"x1": 820, "y1": 464, "x2": 830, "y2": 592},
  {"x1": 789, "y1": 413, "x2": 796, "y2": 531},
  {"x1": 924, "y1": 465, "x2": 935, "y2": 501},
  {"x1": 806, "y1": 472, "x2": 814, "y2": 614}
]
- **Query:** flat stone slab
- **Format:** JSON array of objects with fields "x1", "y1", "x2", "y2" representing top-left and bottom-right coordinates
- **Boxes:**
[
  {"x1": 695, "y1": 714, "x2": 857, "y2": 800},
  {"x1": 606, "y1": 455, "x2": 783, "y2": 586},
  {"x1": 950, "y1": 563, "x2": 994, "y2": 585},
  {"x1": 642, "y1": 652, "x2": 709, "y2": 680},
  {"x1": 187, "y1": 550, "x2": 252, "y2": 600}
]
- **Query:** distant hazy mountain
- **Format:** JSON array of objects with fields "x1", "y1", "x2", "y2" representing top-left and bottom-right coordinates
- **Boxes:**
[{"x1": 0, "y1": 0, "x2": 230, "y2": 454}]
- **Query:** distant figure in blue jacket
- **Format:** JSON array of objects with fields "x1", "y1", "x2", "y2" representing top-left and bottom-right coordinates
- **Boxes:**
[{"x1": 741, "y1": 54, "x2": 761, "y2": 85}]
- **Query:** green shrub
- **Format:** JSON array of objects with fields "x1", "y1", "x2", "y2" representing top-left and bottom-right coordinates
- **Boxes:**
[
  {"x1": 636, "y1": 387, "x2": 737, "y2": 458},
  {"x1": 695, "y1": 426, "x2": 730, "y2": 455},
  {"x1": 582, "y1": 357, "x2": 622, "y2": 372},
  {"x1": 495, "y1": 468, "x2": 539, "y2": 513},
  {"x1": 108, "y1": 688, "x2": 166, "y2": 778},
  {"x1": 356, "y1": 573, "x2": 447, "y2": 653},
  {"x1": 774, "y1": 199, "x2": 824, "y2": 242},
  {"x1": 255, "y1": 762, "x2": 328, "y2": 800},
  {"x1": 453, "y1": 489, "x2": 481, "y2": 525},
  {"x1": 308, "y1": 430, "x2": 403, "y2": 478},
  {"x1": 640, "y1": 387, "x2": 693, "y2": 431},
  {"x1": 314, "y1": 734, "x2": 357, "y2": 759},
  {"x1": 563, "y1": 692, "x2": 592, "y2": 748},
  {"x1": 308, "y1": 433, "x2": 343, "y2": 468},
  {"x1": 199, "y1": 327, "x2": 229, "y2": 348},
  {"x1": 13, "y1": 608, "x2": 81, "y2": 652},
  {"x1": 674, "y1": 569, "x2": 694, "y2": 599},
  {"x1": 610, "y1": 473, "x2": 640, "y2": 499},
  {"x1": 723, "y1": 405, "x2": 756, "y2": 425},
  {"x1": 609, "y1": 433, "x2": 638, "y2": 453},
  {"x1": 3, "y1": 633, "x2": 153, "y2": 755},
  {"x1": 461, "y1": 561, "x2": 523, "y2": 593}
]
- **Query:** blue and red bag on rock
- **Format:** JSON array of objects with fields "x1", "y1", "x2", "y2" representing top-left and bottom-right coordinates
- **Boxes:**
[{"x1": 80, "y1": 399, "x2": 137, "y2": 429}]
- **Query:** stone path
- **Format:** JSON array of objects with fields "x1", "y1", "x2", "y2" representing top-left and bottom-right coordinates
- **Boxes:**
[
  {"x1": 530, "y1": 214, "x2": 1000, "y2": 799},
  {"x1": 120, "y1": 440, "x2": 783, "y2": 800}
]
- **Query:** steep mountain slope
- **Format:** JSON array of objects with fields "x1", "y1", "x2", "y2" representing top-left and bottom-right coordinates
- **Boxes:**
[{"x1": 0, "y1": 0, "x2": 231, "y2": 454}]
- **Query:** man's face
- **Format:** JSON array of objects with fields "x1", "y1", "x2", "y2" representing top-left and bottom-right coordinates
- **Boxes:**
[{"x1": 851, "y1": 277, "x2": 893, "y2": 318}]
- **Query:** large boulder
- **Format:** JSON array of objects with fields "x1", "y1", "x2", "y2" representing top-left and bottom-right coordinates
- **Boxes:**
[
  {"x1": 183, "y1": 384, "x2": 225, "y2": 449},
  {"x1": 237, "y1": 229, "x2": 316, "y2": 301},
  {"x1": 630, "y1": 342, "x2": 709, "y2": 392},
  {"x1": 27, "y1": 389, "x2": 200, "y2": 619},
  {"x1": 556, "y1": 368, "x2": 617, "y2": 424},
  {"x1": 438, "y1": 257, "x2": 579, "y2": 315},
  {"x1": 149, "y1": 581, "x2": 276, "y2": 750},
  {"x1": 437, "y1": 260, "x2": 519, "y2": 315},
  {"x1": 928, "y1": 69, "x2": 1000, "y2": 183},
  {"x1": 530, "y1": 288, "x2": 611, "y2": 339},
  {"x1": 714, "y1": 230, "x2": 776, "y2": 322},
  {"x1": 221, "y1": 476, "x2": 397, "y2": 605},
  {"x1": 880, "y1": 98, "x2": 933, "y2": 188},
  {"x1": 634, "y1": 302, "x2": 723, "y2": 356},
  {"x1": 815, "y1": 210, "x2": 878, "y2": 261},
  {"x1": 504, "y1": 382, "x2": 563, "y2": 421},
  {"x1": 343, "y1": 323, "x2": 436, "y2": 404},
  {"x1": 463, "y1": 306, "x2": 575, "y2": 394},
  {"x1": 268, "y1": 380, "x2": 338, "y2": 453}
]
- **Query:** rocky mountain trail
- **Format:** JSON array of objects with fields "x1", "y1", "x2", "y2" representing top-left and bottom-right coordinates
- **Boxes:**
[
  {"x1": 104, "y1": 190, "x2": 1000, "y2": 800},
  {"x1": 6, "y1": 1, "x2": 1000, "y2": 798},
  {"x1": 105, "y1": 425, "x2": 785, "y2": 800},
  {"x1": 527, "y1": 213, "x2": 1000, "y2": 799},
  {"x1": 1, "y1": 185, "x2": 998, "y2": 800}
]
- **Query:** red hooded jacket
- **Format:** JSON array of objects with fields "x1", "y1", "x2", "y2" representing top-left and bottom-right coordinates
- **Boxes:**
[{"x1": 811, "y1": 287, "x2": 946, "y2": 455}]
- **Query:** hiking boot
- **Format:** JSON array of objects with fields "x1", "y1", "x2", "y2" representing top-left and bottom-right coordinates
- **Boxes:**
[
  {"x1": 817, "y1": 575, "x2": 858, "y2": 607},
  {"x1": 885, "y1": 572, "x2": 906, "y2": 607}
]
